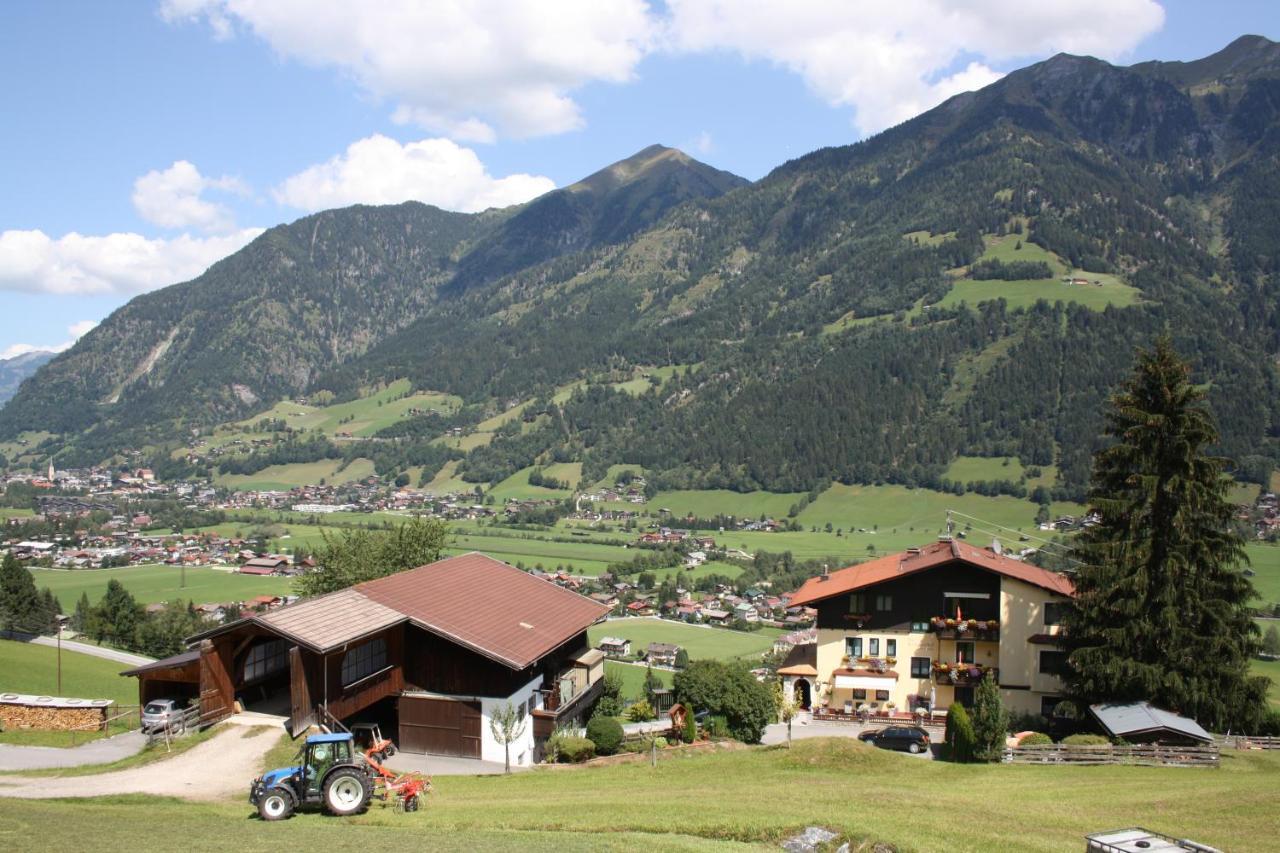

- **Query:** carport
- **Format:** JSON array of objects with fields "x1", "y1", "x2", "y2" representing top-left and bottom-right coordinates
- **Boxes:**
[{"x1": 120, "y1": 650, "x2": 201, "y2": 707}]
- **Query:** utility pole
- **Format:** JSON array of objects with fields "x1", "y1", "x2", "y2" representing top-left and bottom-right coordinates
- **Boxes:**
[{"x1": 55, "y1": 614, "x2": 69, "y2": 695}]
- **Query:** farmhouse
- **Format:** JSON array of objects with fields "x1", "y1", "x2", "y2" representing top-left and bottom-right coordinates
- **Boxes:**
[
  {"x1": 785, "y1": 537, "x2": 1074, "y2": 718},
  {"x1": 597, "y1": 636, "x2": 632, "y2": 658},
  {"x1": 122, "y1": 553, "x2": 609, "y2": 767},
  {"x1": 240, "y1": 554, "x2": 290, "y2": 575}
]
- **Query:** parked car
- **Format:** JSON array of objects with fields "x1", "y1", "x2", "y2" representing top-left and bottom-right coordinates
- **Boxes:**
[
  {"x1": 141, "y1": 697, "x2": 188, "y2": 732},
  {"x1": 858, "y1": 725, "x2": 931, "y2": 754}
]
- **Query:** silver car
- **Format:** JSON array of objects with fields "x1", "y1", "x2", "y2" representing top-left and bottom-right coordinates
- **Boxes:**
[{"x1": 141, "y1": 698, "x2": 185, "y2": 732}]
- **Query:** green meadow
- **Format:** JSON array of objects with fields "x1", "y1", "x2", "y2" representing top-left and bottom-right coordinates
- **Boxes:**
[{"x1": 28, "y1": 564, "x2": 295, "y2": 607}]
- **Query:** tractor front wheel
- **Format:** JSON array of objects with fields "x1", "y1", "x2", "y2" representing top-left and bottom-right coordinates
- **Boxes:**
[
  {"x1": 324, "y1": 767, "x2": 371, "y2": 816},
  {"x1": 257, "y1": 787, "x2": 295, "y2": 821}
]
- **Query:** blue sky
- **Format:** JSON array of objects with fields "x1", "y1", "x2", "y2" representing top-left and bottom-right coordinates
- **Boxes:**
[{"x1": 1, "y1": 0, "x2": 1276, "y2": 359}]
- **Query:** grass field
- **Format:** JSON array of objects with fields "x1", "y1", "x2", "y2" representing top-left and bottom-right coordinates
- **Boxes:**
[
  {"x1": 1253, "y1": 657, "x2": 1280, "y2": 708},
  {"x1": 215, "y1": 457, "x2": 377, "y2": 491},
  {"x1": 231, "y1": 379, "x2": 461, "y2": 438},
  {"x1": 28, "y1": 564, "x2": 295, "y2": 606},
  {"x1": 650, "y1": 489, "x2": 805, "y2": 521},
  {"x1": 588, "y1": 618, "x2": 782, "y2": 663},
  {"x1": 487, "y1": 465, "x2": 576, "y2": 502},
  {"x1": 606, "y1": 660, "x2": 674, "y2": 701},
  {"x1": 943, "y1": 455, "x2": 1026, "y2": 483},
  {"x1": 1, "y1": 741, "x2": 1276, "y2": 852},
  {"x1": 1245, "y1": 544, "x2": 1280, "y2": 605},
  {"x1": 0, "y1": 639, "x2": 139, "y2": 745}
]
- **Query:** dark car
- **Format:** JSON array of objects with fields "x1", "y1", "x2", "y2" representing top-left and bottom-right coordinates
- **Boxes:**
[{"x1": 858, "y1": 726, "x2": 931, "y2": 754}]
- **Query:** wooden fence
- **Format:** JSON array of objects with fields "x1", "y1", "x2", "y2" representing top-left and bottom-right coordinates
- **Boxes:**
[
  {"x1": 144, "y1": 705, "x2": 202, "y2": 750},
  {"x1": 1003, "y1": 743, "x2": 1219, "y2": 767},
  {"x1": 1217, "y1": 734, "x2": 1280, "y2": 751}
]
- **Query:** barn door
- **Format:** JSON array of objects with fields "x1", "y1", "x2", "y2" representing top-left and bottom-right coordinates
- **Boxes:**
[
  {"x1": 197, "y1": 639, "x2": 233, "y2": 724},
  {"x1": 287, "y1": 646, "x2": 316, "y2": 737}
]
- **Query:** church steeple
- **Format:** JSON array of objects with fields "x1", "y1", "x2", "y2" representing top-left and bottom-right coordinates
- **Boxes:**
[{"x1": 47, "y1": 458, "x2": 55, "y2": 482}]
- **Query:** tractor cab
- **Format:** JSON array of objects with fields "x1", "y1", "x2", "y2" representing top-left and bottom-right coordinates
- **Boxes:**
[{"x1": 250, "y1": 732, "x2": 371, "y2": 821}]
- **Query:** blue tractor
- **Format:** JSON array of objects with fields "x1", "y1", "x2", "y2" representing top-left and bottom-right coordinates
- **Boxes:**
[{"x1": 249, "y1": 732, "x2": 373, "y2": 821}]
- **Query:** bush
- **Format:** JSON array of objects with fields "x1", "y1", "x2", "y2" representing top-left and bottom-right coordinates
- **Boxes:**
[
  {"x1": 626, "y1": 699, "x2": 656, "y2": 722},
  {"x1": 556, "y1": 736, "x2": 596, "y2": 763},
  {"x1": 586, "y1": 714, "x2": 625, "y2": 756},
  {"x1": 1007, "y1": 711, "x2": 1047, "y2": 734},
  {"x1": 684, "y1": 708, "x2": 698, "y2": 743},
  {"x1": 970, "y1": 673, "x2": 1008, "y2": 762},
  {"x1": 1017, "y1": 732, "x2": 1053, "y2": 746},
  {"x1": 672, "y1": 660, "x2": 775, "y2": 743},
  {"x1": 593, "y1": 695, "x2": 624, "y2": 718},
  {"x1": 653, "y1": 736, "x2": 668, "y2": 749},
  {"x1": 706, "y1": 714, "x2": 730, "y2": 738},
  {"x1": 944, "y1": 703, "x2": 976, "y2": 762},
  {"x1": 1061, "y1": 734, "x2": 1109, "y2": 746}
]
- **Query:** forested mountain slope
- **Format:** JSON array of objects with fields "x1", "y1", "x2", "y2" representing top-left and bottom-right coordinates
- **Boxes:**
[{"x1": 7, "y1": 37, "x2": 1280, "y2": 500}]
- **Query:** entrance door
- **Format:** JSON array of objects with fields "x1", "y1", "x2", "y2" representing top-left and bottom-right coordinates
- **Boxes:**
[
  {"x1": 794, "y1": 678, "x2": 812, "y2": 710},
  {"x1": 954, "y1": 686, "x2": 974, "y2": 707},
  {"x1": 398, "y1": 696, "x2": 482, "y2": 758}
]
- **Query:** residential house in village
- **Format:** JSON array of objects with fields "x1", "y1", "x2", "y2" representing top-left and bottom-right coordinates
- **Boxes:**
[
  {"x1": 122, "y1": 553, "x2": 609, "y2": 767},
  {"x1": 597, "y1": 636, "x2": 631, "y2": 658},
  {"x1": 646, "y1": 642, "x2": 681, "y2": 667},
  {"x1": 782, "y1": 537, "x2": 1074, "y2": 718}
]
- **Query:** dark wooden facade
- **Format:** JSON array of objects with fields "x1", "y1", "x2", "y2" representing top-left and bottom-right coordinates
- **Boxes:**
[{"x1": 814, "y1": 561, "x2": 1001, "y2": 631}]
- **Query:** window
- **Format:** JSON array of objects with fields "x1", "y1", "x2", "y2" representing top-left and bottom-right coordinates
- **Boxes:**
[
  {"x1": 1039, "y1": 651, "x2": 1068, "y2": 677},
  {"x1": 875, "y1": 690, "x2": 890, "y2": 701},
  {"x1": 243, "y1": 639, "x2": 288, "y2": 683},
  {"x1": 910, "y1": 657, "x2": 931, "y2": 678},
  {"x1": 1044, "y1": 602, "x2": 1068, "y2": 627},
  {"x1": 868, "y1": 638, "x2": 880, "y2": 657},
  {"x1": 845, "y1": 637, "x2": 863, "y2": 659},
  {"x1": 848, "y1": 593, "x2": 867, "y2": 613},
  {"x1": 886, "y1": 639, "x2": 897, "y2": 657},
  {"x1": 875, "y1": 594, "x2": 892, "y2": 611},
  {"x1": 341, "y1": 637, "x2": 388, "y2": 686},
  {"x1": 1041, "y1": 696, "x2": 1064, "y2": 718},
  {"x1": 910, "y1": 620, "x2": 929, "y2": 632},
  {"x1": 852, "y1": 689, "x2": 866, "y2": 701},
  {"x1": 955, "y1": 641, "x2": 975, "y2": 664}
]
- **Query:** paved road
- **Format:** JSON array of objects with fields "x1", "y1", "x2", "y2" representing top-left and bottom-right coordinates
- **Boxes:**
[
  {"x1": 761, "y1": 717, "x2": 935, "y2": 759},
  {"x1": 0, "y1": 730, "x2": 148, "y2": 771},
  {"x1": 26, "y1": 635, "x2": 154, "y2": 667},
  {"x1": 385, "y1": 751, "x2": 514, "y2": 776},
  {"x1": 0, "y1": 725, "x2": 280, "y2": 801}
]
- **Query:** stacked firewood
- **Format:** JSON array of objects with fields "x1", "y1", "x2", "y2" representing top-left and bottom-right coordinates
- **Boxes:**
[{"x1": 0, "y1": 704, "x2": 107, "y2": 731}]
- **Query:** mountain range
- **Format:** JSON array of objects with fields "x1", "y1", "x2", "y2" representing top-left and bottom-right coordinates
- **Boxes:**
[
  {"x1": 0, "y1": 350, "x2": 54, "y2": 405},
  {"x1": 5, "y1": 36, "x2": 1280, "y2": 499}
]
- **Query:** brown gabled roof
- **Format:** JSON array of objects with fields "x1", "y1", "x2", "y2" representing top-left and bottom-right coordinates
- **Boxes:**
[
  {"x1": 357, "y1": 552, "x2": 610, "y2": 669},
  {"x1": 789, "y1": 538, "x2": 1074, "y2": 607},
  {"x1": 257, "y1": 588, "x2": 403, "y2": 651}
]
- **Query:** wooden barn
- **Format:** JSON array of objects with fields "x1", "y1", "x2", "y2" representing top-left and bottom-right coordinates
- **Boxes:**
[{"x1": 122, "y1": 553, "x2": 609, "y2": 766}]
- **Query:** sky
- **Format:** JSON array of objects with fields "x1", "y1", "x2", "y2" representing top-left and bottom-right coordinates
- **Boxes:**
[{"x1": 0, "y1": 1, "x2": 1276, "y2": 359}]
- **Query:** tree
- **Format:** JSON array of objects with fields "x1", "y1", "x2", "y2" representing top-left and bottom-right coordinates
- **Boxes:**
[
  {"x1": 642, "y1": 663, "x2": 664, "y2": 706},
  {"x1": 0, "y1": 552, "x2": 43, "y2": 633},
  {"x1": 488, "y1": 702, "x2": 528, "y2": 774},
  {"x1": 672, "y1": 660, "x2": 775, "y2": 743},
  {"x1": 779, "y1": 696, "x2": 799, "y2": 748},
  {"x1": 674, "y1": 647, "x2": 690, "y2": 669},
  {"x1": 1064, "y1": 338, "x2": 1268, "y2": 732},
  {"x1": 135, "y1": 600, "x2": 205, "y2": 658},
  {"x1": 94, "y1": 579, "x2": 143, "y2": 649},
  {"x1": 71, "y1": 592, "x2": 92, "y2": 633},
  {"x1": 944, "y1": 702, "x2": 975, "y2": 762},
  {"x1": 969, "y1": 673, "x2": 1008, "y2": 761},
  {"x1": 299, "y1": 517, "x2": 448, "y2": 596},
  {"x1": 1264, "y1": 625, "x2": 1280, "y2": 657}
]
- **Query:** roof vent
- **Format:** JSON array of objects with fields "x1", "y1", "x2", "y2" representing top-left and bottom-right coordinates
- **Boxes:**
[
  {"x1": 819, "y1": 564, "x2": 830, "y2": 581},
  {"x1": 990, "y1": 538, "x2": 1003, "y2": 556},
  {"x1": 519, "y1": 621, "x2": 534, "y2": 629}
]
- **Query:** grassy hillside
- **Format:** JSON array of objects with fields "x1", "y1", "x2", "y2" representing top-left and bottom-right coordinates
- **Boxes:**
[
  {"x1": 1245, "y1": 543, "x2": 1280, "y2": 604},
  {"x1": 214, "y1": 457, "x2": 377, "y2": 491},
  {"x1": 1, "y1": 740, "x2": 1276, "y2": 851},
  {"x1": 29, "y1": 564, "x2": 295, "y2": 607},
  {"x1": 0, "y1": 639, "x2": 140, "y2": 745}
]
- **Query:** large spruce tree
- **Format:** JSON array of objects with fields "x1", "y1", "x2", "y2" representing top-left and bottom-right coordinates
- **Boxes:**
[{"x1": 1063, "y1": 338, "x2": 1267, "y2": 732}]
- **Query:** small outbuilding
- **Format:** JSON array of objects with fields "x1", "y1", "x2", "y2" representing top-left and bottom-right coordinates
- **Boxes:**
[{"x1": 1088, "y1": 702, "x2": 1213, "y2": 745}]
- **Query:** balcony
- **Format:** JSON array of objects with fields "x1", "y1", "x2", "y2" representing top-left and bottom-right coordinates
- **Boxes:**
[
  {"x1": 932, "y1": 661, "x2": 998, "y2": 686},
  {"x1": 929, "y1": 616, "x2": 999, "y2": 641},
  {"x1": 538, "y1": 647, "x2": 606, "y2": 716}
]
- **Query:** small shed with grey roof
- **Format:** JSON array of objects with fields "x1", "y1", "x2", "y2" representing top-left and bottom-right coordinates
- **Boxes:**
[{"x1": 1089, "y1": 702, "x2": 1213, "y2": 745}]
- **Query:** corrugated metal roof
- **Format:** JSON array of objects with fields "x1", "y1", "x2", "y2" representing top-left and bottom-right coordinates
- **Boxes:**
[
  {"x1": 258, "y1": 587, "x2": 404, "y2": 651},
  {"x1": 357, "y1": 552, "x2": 610, "y2": 669},
  {"x1": 1089, "y1": 702, "x2": 1212, "y2": 743},
  {"x1": 119, "y1": 649, "x2": 200, "y2": 677},
  {"x1": 789, "y1": 538, "x2": 1075, "y2": 606}
]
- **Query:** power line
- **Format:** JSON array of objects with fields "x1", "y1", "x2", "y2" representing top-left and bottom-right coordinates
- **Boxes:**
[{"x1": 945, "y1": 509, "x2": 1088, "y2": 570}]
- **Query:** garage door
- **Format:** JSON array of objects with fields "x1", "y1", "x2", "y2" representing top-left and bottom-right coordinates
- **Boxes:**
[{"x1": 398, "y1": 696, "x2": 482, "y2": 758}]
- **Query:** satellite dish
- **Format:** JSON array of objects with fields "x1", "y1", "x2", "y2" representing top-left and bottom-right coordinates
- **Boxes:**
[{"x1": 991, "y1": 538, "x2": 1003, "y2": 556}]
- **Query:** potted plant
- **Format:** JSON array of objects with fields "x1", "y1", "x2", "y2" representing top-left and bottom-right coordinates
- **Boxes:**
[
  {"x1": 944, "y1": 617, "x2": 957, "y2": 628},
  {"x1": 986, "y1": 619, "x2": 999, "y2": 631},
  {"x1": 884, "y1": 700, "x2": 896, "y2": 715},
  {"x1": 955, "y1": 620, "x2": 968, "y2": 633},
  {"x1": 931, "y1": 616, "x2": 947, "y2": 630},
  {"x1": 966, "y1": 619, "x2": 979, "y2": 630}
]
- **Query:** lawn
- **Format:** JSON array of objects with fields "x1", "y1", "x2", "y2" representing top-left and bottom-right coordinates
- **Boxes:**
[
  {"x1": 1245, "y1": 543, "x2": 1280, "y2": 605},
  {"x1": 943, "y1": 455, "x2": 1026, "y2": 484},
  {"x1": 938, "y1": 276, "x2": 1141, "y2": 312},
  {"x1": 0, "y1": 639, "x2": 139, "y2": 745},
  {"x1": 650, "y1": 489, "x2": 806, "y2": 521},
  {"x1": 588, "y1": 617, "x2": 782, "y2": 663},
  {"x1": 487, "y1": 465, "x2": 575, "y2": 502},
  {"x1": 1252, "y1": 657, "x2": 1280, "y2": 708},
  {"x1": 29, "y1": 564, "x2": 295, "y2": 607},
  {"x1": 606, "y1": 660, "x2": 674, "y2": 701},
  {"x1": 1, "y1": 741, "x2": 1276, "y2": 852}
]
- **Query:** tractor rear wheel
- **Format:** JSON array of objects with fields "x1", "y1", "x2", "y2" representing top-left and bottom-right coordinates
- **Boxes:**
[
  {"x1": 324, "y1": 767, "x2": 372, "y2": 816},
  {"x1": 257, "y1": 787, "x2": 295, "y2": 821},
  {"x1": 403, "y1": 794, "x2": 419, "y2": 812}
]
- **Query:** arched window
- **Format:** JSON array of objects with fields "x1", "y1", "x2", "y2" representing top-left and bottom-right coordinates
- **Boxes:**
[
  {"x1": 243, "y1": 639, "x2": 289, "y2": 683},
  {"x1": 342, "y1": 638, "x2": 387, "y2": 686}
]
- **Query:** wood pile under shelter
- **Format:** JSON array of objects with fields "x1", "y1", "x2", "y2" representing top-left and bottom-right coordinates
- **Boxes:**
[{"x1": 0, "y1": 693, "x2": 114, "y2": 731}]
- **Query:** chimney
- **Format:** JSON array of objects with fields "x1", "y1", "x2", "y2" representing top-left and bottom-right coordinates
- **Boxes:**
[{"x1": 819, "y1": 564, "x2": 830, "y2": 581}]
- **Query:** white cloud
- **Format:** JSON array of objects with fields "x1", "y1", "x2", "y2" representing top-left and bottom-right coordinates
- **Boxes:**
[
  {"x1": 274, "y1": 134, "x2": 556, "y2": 213},
  {"x1": 161, "y1": 0, "x2": 655, "y2": 140},
  {"x1": 0, "y1": 228, "x2": 264, "y2": 296},
  {"x1": 687, "y1": 130, "x2": 714, "y2": 155},
  {"x1": 2, "y1": 320, "x2": 101, "y2": 360},
  {"x1": 132, "y1": 160, "x2": 249, "y2": 233},
  {"x1": 664, "y1": 0, "x2": 1165, "y2": 134}
]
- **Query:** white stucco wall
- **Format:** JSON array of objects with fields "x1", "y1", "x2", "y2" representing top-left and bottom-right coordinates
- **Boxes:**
[{"x1": 479, "y1": 674, "x2": 543, "y2": 767}]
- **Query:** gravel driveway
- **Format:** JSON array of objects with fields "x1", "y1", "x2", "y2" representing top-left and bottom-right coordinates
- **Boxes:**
[{"x1": 0, "y1": 725, "x2": 281, "y2": 801}]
